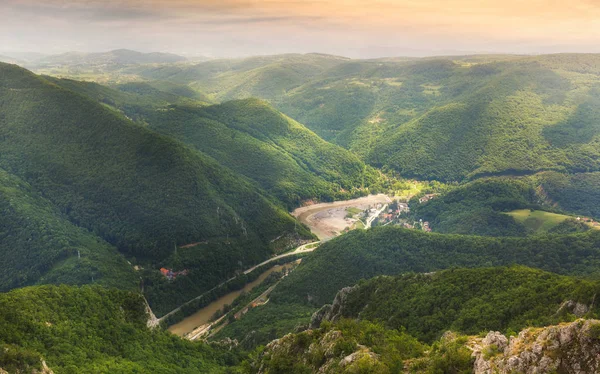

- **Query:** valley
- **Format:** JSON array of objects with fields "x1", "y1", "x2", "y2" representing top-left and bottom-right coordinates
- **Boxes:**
[
  {"x1": 3, "y1": 50, "x2": 600, "y2": 373},
  {"x1": 168, "y1": 261, "x2": 299, "y2": 338}
]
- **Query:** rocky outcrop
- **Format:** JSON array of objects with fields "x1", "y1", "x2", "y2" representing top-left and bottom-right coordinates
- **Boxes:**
[
  {"x1": 310, "y1": 286, "x2": 358, "y2": 329},
  {"x1": 472, "y1": 319, "x2": 600, "y2": 374},
  {"x1": 253, "y1": 328, "x2": 383, "y2": 374},
  {"x1": 0, "y1": 360, "x2": 54, "y2": 374},
  {"x1": 556, "y1": 300, "x2": 591, "y2": 318}
]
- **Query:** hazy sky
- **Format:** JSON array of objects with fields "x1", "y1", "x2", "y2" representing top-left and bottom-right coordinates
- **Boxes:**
[{"x1": 3, "y1": 0, "x2": 600, "y2": 58}]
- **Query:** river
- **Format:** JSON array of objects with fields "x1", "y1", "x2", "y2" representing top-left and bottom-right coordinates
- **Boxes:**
[{"x1": 168, "y1": 262, "x2": 297, "y2": 337}]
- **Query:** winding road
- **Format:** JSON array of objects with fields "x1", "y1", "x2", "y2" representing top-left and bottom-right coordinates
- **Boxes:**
[{"x1": 155, "y1": 241, "x2": 320, "y2": 324}]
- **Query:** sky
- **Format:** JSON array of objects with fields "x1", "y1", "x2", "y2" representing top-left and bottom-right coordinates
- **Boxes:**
[{"x1": 3, "y1": 0, "x2": 600, "y2": 58}]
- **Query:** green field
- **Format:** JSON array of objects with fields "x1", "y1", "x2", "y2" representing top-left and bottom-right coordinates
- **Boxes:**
[{"x1": 506, "y1": 209, "x2": 572, "y2": 233}]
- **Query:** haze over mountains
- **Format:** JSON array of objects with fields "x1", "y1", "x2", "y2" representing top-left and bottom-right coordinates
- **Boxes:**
[{"x1": 3, "y1": 48, "x2": 600, "y2": 373}]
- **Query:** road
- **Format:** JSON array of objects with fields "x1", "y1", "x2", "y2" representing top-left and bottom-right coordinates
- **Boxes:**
[
  {"x1": 365, "y1": 204, "x2": 388, "y2": 229},
  {"x1": 243, "y1": 241, "x2": 320, "y2": 274},
  {"x1": 156, "y1": 241, "x2": 320, "y2": 323}
]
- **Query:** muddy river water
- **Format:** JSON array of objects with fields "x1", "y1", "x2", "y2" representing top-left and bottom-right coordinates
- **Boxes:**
[{"x1": 168, "y1": 262, "x2": 296, "y2": 336}]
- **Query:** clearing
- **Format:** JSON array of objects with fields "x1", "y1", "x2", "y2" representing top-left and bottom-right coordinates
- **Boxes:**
[{"x1": 506, "y1": 209, "x2": 573, "y2": 233}]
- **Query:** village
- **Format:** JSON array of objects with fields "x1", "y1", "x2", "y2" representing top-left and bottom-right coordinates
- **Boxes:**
[{"x1": 342, "y1": 193, "x2": 439, "y2": 234}]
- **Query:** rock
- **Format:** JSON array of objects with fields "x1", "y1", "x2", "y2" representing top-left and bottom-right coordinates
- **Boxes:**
[
  {"x1": 482, "y1": 331, "x2": 508, "y2": 352},
  {"x1": 309, "y1": 286, "x2": 358, "y2": 329},
  {"x1": 209, "y1": 337, "x2": 239, "y2": 350},
  {"x1": 472, "y1": 319, "x2": 600, "y2": 374},
  {"x1": 339, "y1": 350, "x2": 379, "y2": 368},
  {"x1": 556, "y1": 300, "x2": 590, "y2": 318}
]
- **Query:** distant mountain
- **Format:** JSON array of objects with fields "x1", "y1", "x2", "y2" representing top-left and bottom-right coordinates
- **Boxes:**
[
  {"x1": 0, "y1": 51, "x2": 47, "y2": 62},
  {"x1": 0, "y1": 54, "x2": 22, "y2": 64},
  {"x1": 35, "y1": 49, "x2": 186, "y2": 67},
  {"x1": 134, "y1": 53, "x2": 600, "y2": 181},
  {"x1": 132, "y1": 53, "x2": 348, "y2": 101},
  {"x1": 0, "y1": 62, "x2": 311, "y2": 312}
]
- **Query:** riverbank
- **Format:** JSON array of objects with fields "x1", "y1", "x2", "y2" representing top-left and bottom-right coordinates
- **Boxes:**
[
  {"x1": 292, "y1": 194, "x2": 392, "y2": 240},
  {"x1": 168, "y1": 262, "x2": 298, "y2": 337}
]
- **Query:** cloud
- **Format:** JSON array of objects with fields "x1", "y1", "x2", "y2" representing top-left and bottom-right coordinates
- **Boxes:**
[{"x1": 3, "y1": 0, "x2": 600, "y2": 57}]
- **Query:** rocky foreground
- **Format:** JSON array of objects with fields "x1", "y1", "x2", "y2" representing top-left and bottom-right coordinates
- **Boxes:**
[{"x1": 250, "y1": 319, "x2": 600, "y2": 373}]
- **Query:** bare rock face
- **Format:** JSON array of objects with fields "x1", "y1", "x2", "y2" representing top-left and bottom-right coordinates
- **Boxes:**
[
  {"x1": 309, "y1": 286, "x2": 358, "y2": 329},
  {"x1": 254, "y1": 327, "x2": 382, "y2": 374},
  {"x1": 0, "y1": 360, "x2": 54, "y2": 374},
  {"x1": 472, "y1": 319, "x2": 600, "y2": 374},
  {"x1": 557, "y1": 300, "x2": 590, "y2": 318}
]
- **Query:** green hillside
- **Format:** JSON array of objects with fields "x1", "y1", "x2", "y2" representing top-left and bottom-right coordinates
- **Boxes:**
[
  {"x1": 143, "y1": 98, "x2": 378, "y2": 207},
  {"x1": 131, "y1": 54, "x2": 600, "y2": 181},
  {"x1": 0, "y1": 168, "x2": 138, "y2": 292},
  {"x1": 46, "y1": 76, "x2": 380, "y2": 207},
  {"x1": 0, "y1": 285, "x2": 240, "y2": 373},
  {"x1": 214, "y1": 227, "x2": 600, "y2": 346},
  {"x1": 505, "y1": 209, "x2": 575, "y2": 233},
  {"x1": 404, "y1": 172, "x2": 600, "y2": 237},
  {"x1": 323, "y1": 266, "x2": 599, "y2": 343},
  {"x1": 0, "y1": 62, "x2": 312, "y2": 314},
  {"x1": 407, "y1": 178, "x2": 537, "y2": 236},
  {"x1": 537, "y1": 171, "x2": 600, "y2": 219}
]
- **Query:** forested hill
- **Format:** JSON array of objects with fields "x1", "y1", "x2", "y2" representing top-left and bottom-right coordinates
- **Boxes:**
[
  {"x1": 141, "y1": 98, "x2": 379, "y2": 207},
  {"x1": 0, "y1": 285, "x2": 241, "y2": 373},
  {"x1": 44, "y1": 76, "x2": 381, "y2": 207},
  {"x1": 214, "y1": 227, "x2": 600, "y2": 346},
  {"x1": 314, "y1": 266, "x2": 600, "y2": 343},
  {"x1": 0, "y1": 62, "x2": 312, "y2": 306},
  {"x1": 0, "y1": 168, "x2": 138, "y2": 292},
  {"x1": 132, "y1": 54, "x2": 600, "y2": 181}
]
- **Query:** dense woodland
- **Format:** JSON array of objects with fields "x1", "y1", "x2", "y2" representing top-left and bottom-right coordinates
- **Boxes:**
[
  {"x1": 327, "y1": 267, "x2": 600, "y2": 342},
  {"x1": 46, "y1": 76, "x2": 381, "y2": 208},
  {"x1": 123, "y1": 54, "x2": 600, "y2": 181},
  {"x1": 0, "y1": 285, "x2": 243, "y2": 373},
  {"x1": 0, "y1": 62, "x2": 314, "y2": 314},
  {"x1": 216, "y1": 227, "x2": 600, "y2": 346}
]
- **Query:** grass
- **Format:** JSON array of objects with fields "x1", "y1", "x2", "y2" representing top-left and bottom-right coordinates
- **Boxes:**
[
  {"x1": 346, "y1": 207, "x2": 363, "y2": 215},
  {"x1": 505, "y1": 209, "x2": 572, "y2": 233}
]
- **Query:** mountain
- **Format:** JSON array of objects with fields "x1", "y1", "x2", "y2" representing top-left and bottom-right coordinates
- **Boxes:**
[
  {"x1": 0, "y1": 54, "x2": 23, "y2": 65},
  {"x1": 311, "y1": 266, "x2": 599, "y2": 342},
  {"x1": 34, "y1": 49, "x2": 186, "y2": 68},
  {"x1": 0, "y1": 62, "x2": 312, "y2": 313},
  {"x1": 134, "y1": 54, "x2": 600, "y2": 181},
  {"x1": 0, "y1": 285, "x2": 240, "y2": 373},
  {"x1": 142, "y1": 98, "x2": 379, "y2": 207},
  {"x1": 44, "y1": 76, "x2": 380, "y2": 207},
  {"x1": 132, "y1": 53, "x2": 349, "y2": 101}
]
